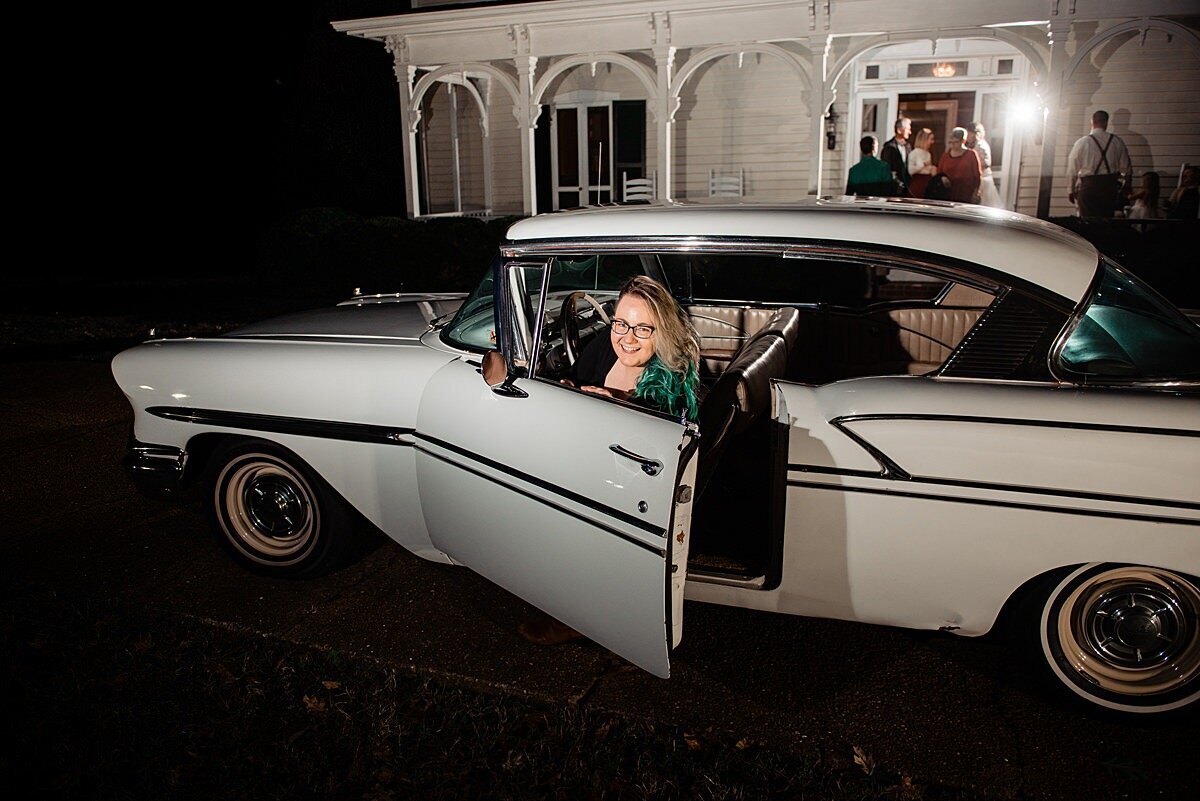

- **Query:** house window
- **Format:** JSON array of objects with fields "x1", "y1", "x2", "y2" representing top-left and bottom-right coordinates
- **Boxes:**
[
  {"x1": 907, "y1": 61, "x2": 969, "y2": 79},
  {"x1": 865, "y1": 64, "x2": 880, "y2": 80}
]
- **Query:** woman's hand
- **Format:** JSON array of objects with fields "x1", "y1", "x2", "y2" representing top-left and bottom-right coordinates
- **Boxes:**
[{"x1": 581, "y1": 385, "x2": 614, "y2": 398}]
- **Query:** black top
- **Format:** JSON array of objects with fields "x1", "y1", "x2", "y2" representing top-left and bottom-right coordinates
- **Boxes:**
[
  {"x1": 574, "y1": 334, "x2": 618, "y2": 387},
  {"x1": 880, "y1": 136, "x2": 911, "y2": 191}
]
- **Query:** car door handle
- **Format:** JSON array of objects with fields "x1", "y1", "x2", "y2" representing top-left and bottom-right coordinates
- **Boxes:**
[{"x1": 609, "y1": 444, "x2": 663, "y2": 476}]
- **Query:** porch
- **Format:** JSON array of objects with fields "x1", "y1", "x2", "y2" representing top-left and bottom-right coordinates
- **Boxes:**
[{"x1": 333, "y1": 0, "x2": 1200, "y2": 221}]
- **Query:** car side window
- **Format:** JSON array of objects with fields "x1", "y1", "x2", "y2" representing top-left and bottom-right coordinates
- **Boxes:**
[
  {"x1": 444, "y1": 253, "x2": 663, "y2": 367},
  {"x1": 1056, "y1": 260, "x2": 1200, "y2": 383},
  {"x1": 659, "y1": 253, "x2": 953, "y2": 309}
]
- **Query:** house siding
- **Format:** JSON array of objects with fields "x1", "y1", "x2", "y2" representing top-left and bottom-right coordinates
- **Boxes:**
[
  {"x1": 1048, "y1": 24, "x2": 1200, "y2": 217},
  {"x1": 673, "y1": 53, "x2": 810, "y2": 200}
]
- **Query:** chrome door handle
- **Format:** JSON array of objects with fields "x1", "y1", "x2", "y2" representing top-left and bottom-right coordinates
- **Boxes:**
[{"x1": 609, "y1": 444, "x2": 663, "y2": 476}]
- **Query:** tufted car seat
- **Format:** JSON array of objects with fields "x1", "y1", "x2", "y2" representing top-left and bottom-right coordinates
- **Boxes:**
[
  {"x1": 691, "y1": 305, "x2": 801, "y2": 377},
  {"x1": 695, "y1": 328, "x2": 789, "y2": 500}
]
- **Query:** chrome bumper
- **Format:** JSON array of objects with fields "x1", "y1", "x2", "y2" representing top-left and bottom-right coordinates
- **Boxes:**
[{"x1": 124, "y1": 438, "x2": 188, "y2": 499}]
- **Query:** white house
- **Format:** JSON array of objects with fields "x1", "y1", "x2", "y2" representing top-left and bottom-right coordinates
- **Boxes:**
[{"x1": 332, "y1": 0, "x2": 1200, "y2": 220}]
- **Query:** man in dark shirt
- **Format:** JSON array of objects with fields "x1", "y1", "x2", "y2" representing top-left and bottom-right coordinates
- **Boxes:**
[
  {"x1": 846, "y1": 135, "x2": 898, "y2": 196},
  {"x1": 880, "y1": 117, "x2": 912, "y2": 196}
]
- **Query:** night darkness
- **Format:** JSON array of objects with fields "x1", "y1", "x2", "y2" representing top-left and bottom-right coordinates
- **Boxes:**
[{"x1": 47, "y1": 2, "x2": 413, "y2": 283}]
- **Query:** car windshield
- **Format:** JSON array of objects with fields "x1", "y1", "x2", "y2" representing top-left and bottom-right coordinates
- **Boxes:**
[
  {"x1": 1057, "y1": 259, "x2": 1200, "y2": 383},
  {"x1": 442, "y1": 254, "x2": 655, "y2": 351}
]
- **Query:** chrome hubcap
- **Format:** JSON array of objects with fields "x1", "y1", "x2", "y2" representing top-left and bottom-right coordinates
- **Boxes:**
[
  {"x1": 246, "y1": 477, "x2": 307, "y2": 538},
  {"x1": 1083, "y1": 584, "x2": 1186, "y2": 668},
  {"x1": 1057, "y1": 567, "x2": 1200, "y2": 697},
  {"x1": 217, "y1": 454, "x2": 319, "y2": 566}
]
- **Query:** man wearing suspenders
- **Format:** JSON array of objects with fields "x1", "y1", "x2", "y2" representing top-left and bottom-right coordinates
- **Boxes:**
[{"x1": 1067, "y1": 110, "x2": 1132, "y2": 217}]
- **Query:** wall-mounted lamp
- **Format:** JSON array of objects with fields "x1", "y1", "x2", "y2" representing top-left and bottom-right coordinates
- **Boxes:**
[{"x1": 825, "y1": 108, "x2": 838, "y2": 150}]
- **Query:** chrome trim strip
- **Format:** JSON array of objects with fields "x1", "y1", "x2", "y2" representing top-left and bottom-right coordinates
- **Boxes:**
[
  {"x1": 787, "y1": 464, "x2": 1200, "y2": 511},
  {"x1": 829, "y1": 420, "x2": 907, "y2": 479},
  {"x1": 418, "y1": 448, "x2": 666, "y2": 557},
  {"x1": 146, "y1": 407, "x2": 415, "y2": 446},
  {"x1": 787, "y1": 479, "x2": 1200, "y2": 527},
  {"x1": 833, "y1": 412, "x2": 1200, "y2": 439},
  {"x1": 416, "y1": 433, "x2": 667, "y2": 539},
  {"x1": 223, "y1": 334, "x2": 422, "y2": 342},
  {"x1": 687, "y1": 569, "x2": 767, "y2": 589}
]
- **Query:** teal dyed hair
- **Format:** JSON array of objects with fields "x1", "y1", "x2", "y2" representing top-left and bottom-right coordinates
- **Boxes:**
[{"x1": 634, "y1": 356, "x2": 700, "y2": 422}]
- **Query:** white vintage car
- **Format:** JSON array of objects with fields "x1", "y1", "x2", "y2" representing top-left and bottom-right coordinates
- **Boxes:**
[{"x1": 112, "y1": 199, "x2": 1200, "y2": 718}]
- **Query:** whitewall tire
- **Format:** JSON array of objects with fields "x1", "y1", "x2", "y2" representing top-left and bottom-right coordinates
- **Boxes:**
[
  {"x1": 208, "y1": 441, "x2": 354, "y2": 578},
  {"x1": 1037, "y1": 563, "x2": 1200, "y2": 717}
]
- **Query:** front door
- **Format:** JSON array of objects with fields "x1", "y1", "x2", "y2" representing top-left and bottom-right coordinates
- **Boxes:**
[
  {"x1": 414, "y1": 259, "x2": 695, "y2": 677},
  {"x1": 552, "y1": 104, "x2": 613, "y2": 209}
]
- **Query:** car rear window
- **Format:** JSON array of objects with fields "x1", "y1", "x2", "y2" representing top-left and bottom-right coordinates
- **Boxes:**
[{"x1": 1056, "y1": 259, "x2": 1200, "y2": 383}]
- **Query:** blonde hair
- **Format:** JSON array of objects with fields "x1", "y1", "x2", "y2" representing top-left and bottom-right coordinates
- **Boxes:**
[
  {"x1": 618, "y1": 275, "x2": 699, "y2": 375},
  {"x1": 914, "y1": 128, "x2": 934, "y2": 151}
]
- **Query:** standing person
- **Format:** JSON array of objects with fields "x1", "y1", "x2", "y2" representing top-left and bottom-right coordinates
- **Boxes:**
[
  {"x1": 968, "y1": 122, "x2": 1003, "y2": 207},
  {"x1": 906, "y1": 128, "x2": 938, "y2": 199},
  {"x1": 880, "y1": 117, "x2": 912, "y2": 196},
  {"x1": 1067, "y1": 109, "x2": 1131, "y2": 217},
  {"x1": 938, "y1": 127, "x2": 983, "y2": 204},
  {"x1": 1166, "y1": 164, "x2": 1199, "y2": 219},
  {"x1": 845, "y1": 135, "x2": 898, "y2": 196}
]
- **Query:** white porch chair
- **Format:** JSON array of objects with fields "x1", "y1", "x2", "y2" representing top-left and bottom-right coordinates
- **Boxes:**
[
  {"x1": 622, "y1": 171, "x2": 657, "y2": 202},
  {"x1": 708, "y1": 168, "x2": 744, "y2": 197}
]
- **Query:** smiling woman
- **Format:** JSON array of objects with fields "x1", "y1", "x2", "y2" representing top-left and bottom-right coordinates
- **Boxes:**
[{"x1": 573, "y1": 276, "x2": 701, "y2": 421}]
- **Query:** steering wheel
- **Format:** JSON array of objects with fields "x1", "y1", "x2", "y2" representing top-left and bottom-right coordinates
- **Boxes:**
[{"x1": 559, "y1": 291, "x2": 611, "y2": 366}]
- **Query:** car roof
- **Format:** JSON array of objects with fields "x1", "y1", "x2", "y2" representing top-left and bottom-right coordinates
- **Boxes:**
[{"x1": 504, "y1": 198, "x2": 1100, "y2": 303}]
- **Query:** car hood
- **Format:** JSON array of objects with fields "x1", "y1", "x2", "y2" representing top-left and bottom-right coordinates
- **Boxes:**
[{"x1": 223, "y1": 293, "x2": 467, "y2": 340}]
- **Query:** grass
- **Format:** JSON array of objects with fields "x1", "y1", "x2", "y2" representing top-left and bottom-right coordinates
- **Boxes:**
[{"x1": 1, "y1": 582, "x2": 994, "y2": 801}]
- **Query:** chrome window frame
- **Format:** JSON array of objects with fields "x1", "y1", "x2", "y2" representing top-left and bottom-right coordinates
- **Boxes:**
[{"x1": 503, "y1": 237, "x2": 1009, "y2": 301}]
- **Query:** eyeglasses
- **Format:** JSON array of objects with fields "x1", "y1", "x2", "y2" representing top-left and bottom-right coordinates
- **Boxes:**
[{"x1": 611, "y1": 319, "x2": 655, "y2": 339}]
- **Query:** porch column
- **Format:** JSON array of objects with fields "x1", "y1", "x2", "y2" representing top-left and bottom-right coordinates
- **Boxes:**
[
  {"x1": 807, "y1": 35, "x2": 833, "y2": 196},
  {"x1": 514, "y1": 56, "x2": 538, "y2": 216},
  {"x1": 388, "y1": 37, "x2": 422, "y2": 219},
  {"x1": 653, "y1": 44, "x2": 676, "y2": 201},
  {"x1": 1036, "y1": 20, "x2": 1071, "y2": 219},
  {"x1": 481, "y1": 78, "x2": 494, "y2": 214}
]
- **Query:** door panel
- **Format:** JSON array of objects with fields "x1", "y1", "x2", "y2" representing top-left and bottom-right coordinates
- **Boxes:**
[{"x1": 415, "y1": 358, "x2": 690, "y2": 677}]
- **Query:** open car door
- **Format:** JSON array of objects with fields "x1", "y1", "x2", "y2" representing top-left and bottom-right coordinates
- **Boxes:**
[{"x1": 414, "y1": 259, "x2": 697, "y2": 677}]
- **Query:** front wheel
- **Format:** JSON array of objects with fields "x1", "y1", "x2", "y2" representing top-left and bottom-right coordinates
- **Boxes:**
[
  {"x1": 1032, "y1": 563, "x2": 1200, "y2": 718},
  {"x1": 208, "y1": 440, "x2": 355, "y2": 578}
]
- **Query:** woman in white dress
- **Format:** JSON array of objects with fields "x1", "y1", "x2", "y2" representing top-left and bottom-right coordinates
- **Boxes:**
[
  {"x1": 1128, "y1": 171, "x2": 1162, "y2": 232},
  {"x1": 969, "y1": 123, "x2": 1004, "y2": 207},
  {"x1": 906, "y1": 128, "x2": 938, "y2": 198}
]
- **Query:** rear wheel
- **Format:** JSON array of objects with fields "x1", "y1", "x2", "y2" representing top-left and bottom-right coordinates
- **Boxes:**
[
  {"x1": 208, "y1": 440, "x2": 354, "y2": 578},
  {"x1": 1031, "y1": 563, "x2": 1200, "y2": 718}
]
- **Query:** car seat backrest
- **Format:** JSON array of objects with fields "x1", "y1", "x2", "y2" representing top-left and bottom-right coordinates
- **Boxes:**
[
  {"x1": 749, "y1": 307, "x2": 800, "y2": 357},
  {"x1": 696, "y1": 331, "x2": 788, "y2": 499}
]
